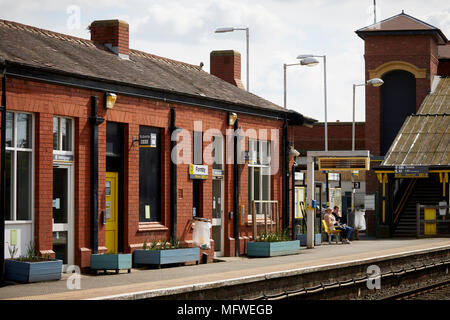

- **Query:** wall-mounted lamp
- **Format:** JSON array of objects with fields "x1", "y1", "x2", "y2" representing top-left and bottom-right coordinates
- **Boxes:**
[
  {"x1": 289, "y1": 145, "x2": 300, "y2": 158},
  {"x1": 105, "y1": 92, "x2": 117, "y2": 109},
  {"x1": 228, "y1": 112, "x2": 238, "y2": 126}
]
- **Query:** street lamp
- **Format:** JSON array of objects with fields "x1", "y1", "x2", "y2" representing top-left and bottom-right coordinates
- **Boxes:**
[
  {"x1": 215, "y1": 27, "x2": 249, "y2": 92},
  {"x1": 283, "y1": 63, "x2": 299, "y2": 109},
  {"x1": 352, "y1": 78, "x2": 384, "y2": 151},
  {"x1": 297, "y1": 54, "x2": 328, "y2": 151},
  {"x1": 351, "y1": 78, "x2": 384, "y2": 215}
]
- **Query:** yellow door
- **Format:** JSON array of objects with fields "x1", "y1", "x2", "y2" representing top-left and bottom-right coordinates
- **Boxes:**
[
  {"x1": 105, "y1": 172, "x2": 118, "y2": 253},
  {"x1": 424, "y1": 208, "x2": 437, "y2": 235}
]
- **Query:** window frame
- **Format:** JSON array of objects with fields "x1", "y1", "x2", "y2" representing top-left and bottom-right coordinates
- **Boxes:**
[
  {"x1": 53, "y1": 116, "x2": 74, "y2": 156},
  {"x1": 5, "y1": 111, "x2": 34, "y2": 223},
  {"x1": 248, "y1": 139, "x2": 271, "y2": 219}
]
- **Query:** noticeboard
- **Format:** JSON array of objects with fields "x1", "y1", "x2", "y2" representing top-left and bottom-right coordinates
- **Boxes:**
[{"x1": 139, "y1": 133, "x2": 157, "y2": 148}]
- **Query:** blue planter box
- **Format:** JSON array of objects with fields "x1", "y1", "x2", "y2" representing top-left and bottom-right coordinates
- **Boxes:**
[
  {"x1": 247, "y1": 240, "x2": 300, "y2": 257},
  {"x1": 90, "y1": 254, "x2": 132, "y2": 273},
  {"x1": 134, "y1": 248, "x2": 200, "y2": 267},
  {"x1": 297, "y1": 234, "x2": 322, "y2": 246},
  {"x1": 5, "y1": 259, "x2": 62, "y2": 283}
]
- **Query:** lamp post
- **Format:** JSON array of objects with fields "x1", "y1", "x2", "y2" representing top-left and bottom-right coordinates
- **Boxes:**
[
  {"x1": 352, "y1": 78, "x2": 384, "y2": 151},
  {"x1": 297, "y1": 54, "x2": 327, "y2": 151},
  {"x1": 351, "y1": 78, "x2": 384, "y2": 215},
  {"x1": 215, "y1": 27, "x2": 249, "y2": 92},
  {"x1": 283, "y1": 63, "x2": 300, "y2": 109}
]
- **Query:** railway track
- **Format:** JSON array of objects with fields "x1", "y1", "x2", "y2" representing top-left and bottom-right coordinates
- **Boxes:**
[{"x1": 380, "y1": 279, "x2": 450, "y2": 300}]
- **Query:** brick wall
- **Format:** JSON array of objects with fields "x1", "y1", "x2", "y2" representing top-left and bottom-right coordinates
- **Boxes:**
[
  {"x1": 2, "y1": 76, "x2": 289, "y2": 266},
  {"x1": 293, "y1": 122, "x2": 365, "y2": 151}
]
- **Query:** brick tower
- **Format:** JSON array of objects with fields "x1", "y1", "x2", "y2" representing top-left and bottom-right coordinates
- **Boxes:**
[{"x1": 355, "y1": 12, "x2": 448, "y2": 235}]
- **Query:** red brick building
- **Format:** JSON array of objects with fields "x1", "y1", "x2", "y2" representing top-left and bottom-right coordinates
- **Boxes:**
[
  {"x1": 0, "y1": 19, "x2": 313, "y2": 270},
  {"x1": 293, "y1": 12, "x2": 450, "y2": 237}
]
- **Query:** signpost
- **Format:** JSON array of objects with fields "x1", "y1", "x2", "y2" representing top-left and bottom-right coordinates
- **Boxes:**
[
  {"x1": 395, "y1": 165, "x2": 429, "y2": 178},
  {"x1": 189, "y1": 164, "x2": 209, "y2": 180}
]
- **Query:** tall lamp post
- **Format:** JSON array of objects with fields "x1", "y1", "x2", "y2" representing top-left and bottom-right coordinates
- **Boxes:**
[
  {"x1": 352, "y1": 78, "x2": 384, "y2": 151},
  {"x1": 215, "y1": 27, "x2": 249, "y2": 92},
  {"x1": 297, "y1": 54, "x2": 328, "y2": 151},
  {"x1": 283, "y1": 57, "x2": 318, "y2": 109},
  {"x1": 351, "y1": 78, "x2": 384, "y2": 215}
]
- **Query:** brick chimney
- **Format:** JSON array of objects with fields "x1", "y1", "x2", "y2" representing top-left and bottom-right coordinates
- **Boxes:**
[
  {"x1": 210, "y1": 50, "x2": 245, "y2": 90},
  {"x1": 89, "y1": 19, "x2": 129, "y2": 59}
]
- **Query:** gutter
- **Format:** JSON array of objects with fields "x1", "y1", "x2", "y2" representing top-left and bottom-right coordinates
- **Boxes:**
[
  {"x1": 170, "y1": 108, "x2": 177, "y2": 243},
  {"x1": 89, "y1": 96, "x2": 104, "y2": 254}
]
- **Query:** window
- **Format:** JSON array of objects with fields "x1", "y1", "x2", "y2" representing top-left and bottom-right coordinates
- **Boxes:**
[
  {"x1": 248, "y1": 139, "x2": 271, "y2": 218},
  {"x1": 6, "y1": 112, "x2": 33, "y2": 221},
  {"x1": 139, "y1": 126, "x2": 161, "y2": 222},
  {"x1": 53, "y1": 116, "x2": 73, "y2": 153}
]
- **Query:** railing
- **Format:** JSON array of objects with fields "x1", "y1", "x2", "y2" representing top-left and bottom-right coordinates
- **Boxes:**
[
  {"x1": 251, "y1": 200, "x2": 279, "y2": 238},
  {"x1": 416, "y1": 203, "x2": 450, "y2": 237},
  {"x1": 393, "y1": 179, "x2": 417, "y2": 224}
]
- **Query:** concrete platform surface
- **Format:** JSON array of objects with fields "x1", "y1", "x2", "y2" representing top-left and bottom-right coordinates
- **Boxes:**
[{"x1": 1, "y1": 238, "x2": 449, "y2": 300}]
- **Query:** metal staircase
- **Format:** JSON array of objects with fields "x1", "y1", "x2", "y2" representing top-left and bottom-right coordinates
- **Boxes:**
[{"x1": 393, "y1": 178, "x2": 442, "y2": 237}]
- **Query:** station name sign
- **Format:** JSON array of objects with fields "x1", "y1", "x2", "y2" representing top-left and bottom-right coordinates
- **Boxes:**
[
  {"x1": 394, "y1": 165, "x2": 429, "y2": 178},
  {"x1": 189, "y1": 164, "x2": 209, "y2": 180}
]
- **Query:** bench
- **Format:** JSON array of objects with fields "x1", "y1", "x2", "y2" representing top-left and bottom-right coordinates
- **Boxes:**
[{"x1": 321, "y1": 220, "x2": 341, "y2": 244}]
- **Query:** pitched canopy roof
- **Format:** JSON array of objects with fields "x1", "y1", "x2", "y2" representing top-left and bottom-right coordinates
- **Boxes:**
[
  {"x1": 0, "y1": 19, "x2": 313, "y2": 123},
  {"x1": 356, "y1": 12, "x2": 448, "y2": 45}
]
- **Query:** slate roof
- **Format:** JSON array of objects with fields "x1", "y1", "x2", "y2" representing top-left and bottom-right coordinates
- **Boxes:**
[
  {"x1": 381, "y1": 77, "x2": 450, "y2": 167},
  {"x1": 356, "y1": 12, "x2": 448, "y2": 45},
  {"x1": 439, "y1": 44, "x2": 450, "y2": 59},
  {"x1": 0, "y1": 19, "x2": 293, "y2": 116}
]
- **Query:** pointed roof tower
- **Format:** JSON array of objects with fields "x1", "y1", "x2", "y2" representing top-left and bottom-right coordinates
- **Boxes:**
[{"x1": 356, "y1": 11, "x2": 448, "y2": 45}]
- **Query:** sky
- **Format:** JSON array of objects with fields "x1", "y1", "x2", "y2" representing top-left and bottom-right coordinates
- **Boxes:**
[{"x1": 1, "y1": 0, "x2": 449, "y2": 122}]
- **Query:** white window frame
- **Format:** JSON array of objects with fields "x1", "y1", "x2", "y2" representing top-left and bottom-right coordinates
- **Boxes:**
[
  {"x1": 53, "y1": 116, "x2": 74, "y2": 157},
  {"x1": 5, "y1": 111, "x2": 34, "y2": 223},
  {"x1": 248, "y1": 139, "x2": 271, "y2": 218}
]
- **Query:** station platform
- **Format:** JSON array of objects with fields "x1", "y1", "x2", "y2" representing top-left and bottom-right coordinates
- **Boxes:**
[{"x1": 1, "y1": 237, "x2": 449, "y2": 300}]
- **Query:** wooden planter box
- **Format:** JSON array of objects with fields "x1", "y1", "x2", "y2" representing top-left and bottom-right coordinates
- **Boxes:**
[
  {"x1": 297, "y1": 234, "x2": 322, "y2": 246},
  {"x1": 90, "y1": 253, "x2": 132, "y2": 274},
  {"x1": 134, "y1": 248, "x2": 200, "y2": 267},
  {"x1": 5, "y1": 259, "x2": 62, "y2": 283},
  {"x1": 247, "y1": 240, "x2": 300, "y2": 257}
]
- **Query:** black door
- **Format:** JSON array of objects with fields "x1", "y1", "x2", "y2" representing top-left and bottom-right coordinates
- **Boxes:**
[{"x1": 381, "y1": 70, "x2": 416, "y2": 155}]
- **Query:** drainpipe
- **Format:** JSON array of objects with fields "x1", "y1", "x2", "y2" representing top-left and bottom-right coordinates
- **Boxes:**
[
  {"x1": 291, "y1": 162, "x2": 296, "y2": 239},
  {"x1": 233, "y1": 119, "x2": 239, "y2": 257},
  {"x1": 0, "y1": 70, "x2": 6, "y2": 282},
  {"x1": 89, "y1": 96, "x2": 104, "y2": 254},
  {"x1": 170, "y1": 108, "x2": 177, "y2": 243},
  {"x1": 282, "y1": 120, "x2": 289, "y2": 231}
]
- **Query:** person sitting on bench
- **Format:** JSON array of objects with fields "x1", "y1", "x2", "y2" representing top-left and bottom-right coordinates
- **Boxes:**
[{"x1": 332, "y1": 206, "x2": 353, "y2": 244}]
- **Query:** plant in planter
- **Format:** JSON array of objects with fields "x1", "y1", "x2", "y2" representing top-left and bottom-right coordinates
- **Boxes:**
[
  {"x1": 134, "y1": 238, "x2": 200, "y2": 268},
  {"x1": 90, "y1": 250, "x2": 132, "y2": 275},
  {"x1": 5, "y1": 241, "x2": 62, "y2": 283},
  {"x1": 247, "y1": 229, "x2": 300, "y2": 257},
  {"x1": 296, "y1": 217, "x2": 322, "y2": 246}
]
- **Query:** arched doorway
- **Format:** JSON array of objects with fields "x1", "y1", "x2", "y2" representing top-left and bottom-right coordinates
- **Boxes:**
[{"x1": 381, "y1": 70, "x2": 416, "y2": 155}]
